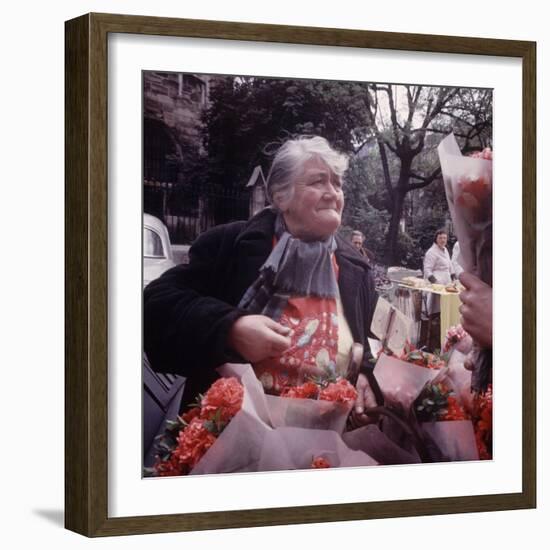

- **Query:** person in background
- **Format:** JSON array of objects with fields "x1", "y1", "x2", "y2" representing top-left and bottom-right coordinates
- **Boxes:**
[
  {"x1": 422, "y1": 229, "x2": 455, "y2": 349},
  {"x1": 350, "y1": 230, "x2": 375, "y2": 264},
  {"x1": 423, "y1": 229, "x2": 455, "y2": 289}
]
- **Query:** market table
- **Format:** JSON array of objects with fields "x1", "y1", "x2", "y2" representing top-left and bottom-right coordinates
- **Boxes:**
[{"x1": 395, "y1": 284, "x2": 462, "y2": 349}]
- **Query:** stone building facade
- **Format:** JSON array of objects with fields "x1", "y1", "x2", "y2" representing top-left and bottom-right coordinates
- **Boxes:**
[{"x1": 143, "y1": 72, "x2": 216, "y2": 184}]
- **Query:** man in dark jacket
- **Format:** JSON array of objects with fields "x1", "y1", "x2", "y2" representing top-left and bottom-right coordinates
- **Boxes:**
[{"x1": 144, "y1": 207, "x2": 379, "y2": 410}]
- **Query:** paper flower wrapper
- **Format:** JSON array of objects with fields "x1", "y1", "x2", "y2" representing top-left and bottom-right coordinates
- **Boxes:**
[
  {"x1": 191, "y1": 364, "x2": 374, "y2": 475},
  {"x1": 371, "y1": 351, "x2": 479, "y2": 462},
  {"x1": 438, "y1": 133, "x2": 493, "y2": 392},
  {"x1": 190, "y1": 363, "x2": 272, "y2": 474},
  {"x1": 257, "y1": 427, "x2": 378, "y2": 471},
  {"x1": 343, "y1": 424, "x2": 421, "y2": 464},
  {"x1": 373, "y1": 352, "x2": 441, "y2": 411},
  {"x1": 265, "y1": 393, "x2": 352, "y2": 433},
  {"x1": 420, "y1": 420, "x2": 478, "y2": 461},
  {"x1": 438, "y1": 132, "x2": 493, "y2": 285},
  {"x1": 153, "y1": 359, "x2": 486, "y2": 474}
]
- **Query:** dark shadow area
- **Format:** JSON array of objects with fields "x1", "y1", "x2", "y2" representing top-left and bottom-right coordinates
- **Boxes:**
[{"x1": 33, "y1": 509, "x2": 64, "y2": 527}]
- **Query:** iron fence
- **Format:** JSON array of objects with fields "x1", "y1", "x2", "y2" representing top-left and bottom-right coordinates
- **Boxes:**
[{"x1": 144, "y1": 180, "x2": 251, "y2": 244}]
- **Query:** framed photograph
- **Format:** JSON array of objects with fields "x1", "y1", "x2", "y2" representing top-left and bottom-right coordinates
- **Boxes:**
[{"x1": 65, "y1": 12, "x2": 536, "y2": 537}]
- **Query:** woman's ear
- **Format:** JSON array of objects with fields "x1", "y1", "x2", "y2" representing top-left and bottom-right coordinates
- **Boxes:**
[{"x1": 273, "y1": 193, "x2": 289, "y2": 213}]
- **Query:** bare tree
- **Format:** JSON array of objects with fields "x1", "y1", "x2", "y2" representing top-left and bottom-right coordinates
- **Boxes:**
[{"x1": 358, "y1": 84, "x2": 491, "y2": 264}]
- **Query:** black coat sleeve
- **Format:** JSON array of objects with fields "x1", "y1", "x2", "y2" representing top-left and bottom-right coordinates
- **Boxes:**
[
  {"x1": 143, "y1": 222, "x2": 247, "y2": 377},
  {"x1": 363, "y1": 268, "x2": 379, "y2": 341},
  {"x1": 335, "y1": 238, "x2": 379, "y2": 346}
]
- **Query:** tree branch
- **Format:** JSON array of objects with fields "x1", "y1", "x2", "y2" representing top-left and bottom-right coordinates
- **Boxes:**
[
  {"x1": 407, "y1": 166, "x2": 441, "y2": 190},
  {"x1": 379, "y1": 84, "x2": 401, "y2": 150},
  {"x1": 364, "y1": 88, "x2": 396, "y2": 202}
]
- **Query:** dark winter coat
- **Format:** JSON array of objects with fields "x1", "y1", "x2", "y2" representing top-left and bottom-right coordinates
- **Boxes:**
[{"x1": 144, "y1": 208, "x2": 379, "y2": 408}]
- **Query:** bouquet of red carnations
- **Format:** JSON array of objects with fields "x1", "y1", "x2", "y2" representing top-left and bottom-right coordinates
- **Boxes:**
[
  {"x1": 149, "y1": 376, "x2": 245, "y2": 476},
  {"x1": 422, "y1": 334, "x2": 492, "y2": 460},
  {"x1": 266, "y1": 376, "x2": 358, "y2": 433},
  {"x1": 254, "y1": 375, "x2": 379, "y2": 470},
  {"x1": 371, "y1": 346, "x2": 480, "y2": 462},
  {"x1": 438, "y1": 133, "x2": 493, "y2": 392},
  {"x1": 148, "y1": 364, "x2": 377, "y2": 476}
]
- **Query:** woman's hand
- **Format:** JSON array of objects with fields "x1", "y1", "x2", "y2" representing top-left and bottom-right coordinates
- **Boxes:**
[
  {"x1": 458, "y1": 272, "x2": 493, "y2": 349},
  {"x1": 348, "y1": 373, "x2": 378, "y2": 429},
  {"x1": 227, "y1": 315, "x2": 292, "y2": 363}
]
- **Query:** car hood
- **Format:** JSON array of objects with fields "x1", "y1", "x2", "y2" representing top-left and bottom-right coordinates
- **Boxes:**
[{"x1": 143, "y1": 258, "x2": 176, "y2": 288}]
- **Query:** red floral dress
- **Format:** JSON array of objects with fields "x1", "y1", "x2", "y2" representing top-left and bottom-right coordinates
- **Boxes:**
[{"x1": 253, "y1": 257, "x2": 345, "y2": 394}]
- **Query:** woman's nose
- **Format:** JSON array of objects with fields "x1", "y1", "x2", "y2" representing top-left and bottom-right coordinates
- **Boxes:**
[{"x1": 323, "y1": 182, "x2": 339, "y2": 198}]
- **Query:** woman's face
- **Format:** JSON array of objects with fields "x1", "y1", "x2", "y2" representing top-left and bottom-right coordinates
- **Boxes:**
[
  {"x1": 281, "y1": 156, "x2": 344, "y2": 241},
  {"x1": 436, "y1": 233, "x2": 448, "y2": 248}
]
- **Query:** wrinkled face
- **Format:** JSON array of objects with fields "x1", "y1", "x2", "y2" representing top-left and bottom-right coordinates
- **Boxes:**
[
  {"x1": 351, "y1": 235, "x2": 363, "y2": 250},
  {"x1": 281, "y1": 156, "x2": 344, "y2": 241},
  {"x1": 436, "y1": 233, "x2": 448, "y2": 248}
]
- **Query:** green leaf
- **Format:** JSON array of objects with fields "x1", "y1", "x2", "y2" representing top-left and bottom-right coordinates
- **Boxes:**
[{"x1": 158, "y1": 441, "x2": 175, "y2": 453}]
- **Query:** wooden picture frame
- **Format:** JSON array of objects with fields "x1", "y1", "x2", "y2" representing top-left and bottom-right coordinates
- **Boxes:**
[{"x1": 65, "y1": 12, "x2": 536, "y2": 537}]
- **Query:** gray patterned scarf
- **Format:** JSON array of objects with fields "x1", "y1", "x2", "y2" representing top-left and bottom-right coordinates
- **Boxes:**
[{"x1": 238, "y1": 213, "x2": 339, "y2": 320}]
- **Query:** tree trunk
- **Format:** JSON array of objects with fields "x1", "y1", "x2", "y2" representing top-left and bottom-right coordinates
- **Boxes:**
[
  {"x1": 384, "y1": 191, "x2": 405, "y2": 265},
  {"x1": 384, "y1": 158, "x2": 412, "y2": 265}
]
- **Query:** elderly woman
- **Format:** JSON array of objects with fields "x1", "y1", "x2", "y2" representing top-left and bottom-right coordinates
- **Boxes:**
[{"x1": 144, "y1": 136, "x2": 380, "y2": 424}]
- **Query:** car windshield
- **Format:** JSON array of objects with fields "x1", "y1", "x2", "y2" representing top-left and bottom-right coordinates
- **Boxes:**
[{"x1": 144, "y1": 227, "x2": 165, "y2": 258}]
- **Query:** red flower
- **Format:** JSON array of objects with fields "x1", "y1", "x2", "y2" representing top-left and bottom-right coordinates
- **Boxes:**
[
  {"x1": 399, "y1": 344, "x2": 445, "y2": 369},
  {"x1": 180, "y1": 406, "x2": 201, "y2": 424},
  {"x1": 281, "y1": 381, "x2": 320, "y2": 399},
  {"x1": 319, "y1": 379, "x2": 358, "y2": 404},
  {"x1": 472, "y1": 385, "x2": 493, "y2": 460},
  {"x1": 200, "y1": 377, "x2": 244, "y2": 423},
  {"x1": 311, "y1": 457, "x2": 331, "y2": 468},
  {"x1": 469, "y1": 148, "x2": 493, "y2": 160},
  {"x1": 172, "y1": 417, "x2": 217, "y2": 469},
  {"x1": 442, "y1": 396, "x2": 469, "y2": 421}
]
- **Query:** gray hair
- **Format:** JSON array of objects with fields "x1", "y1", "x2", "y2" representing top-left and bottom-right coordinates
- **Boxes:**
[{"x1": 265, "y1": 136, "x2": 349, "y2": 210}]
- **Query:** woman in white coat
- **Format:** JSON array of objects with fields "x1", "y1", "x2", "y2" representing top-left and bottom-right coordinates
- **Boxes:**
[{"x1": 423, "y1": 229, "x2": 456, "y2": 316}]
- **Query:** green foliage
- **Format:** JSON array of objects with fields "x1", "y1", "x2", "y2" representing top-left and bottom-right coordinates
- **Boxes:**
[
  {"x1": 341, "y1": 153, "x2": 391, "y2": 262},
  {"x1": 415, "y1": 383, "x2": 454, "y2": 423},
  {"x1": 190, "y1": 78, "x2": 491, "y2": 267},
  {"x1": 201, "y1": 77, "x2": 366, "y2": 191}
]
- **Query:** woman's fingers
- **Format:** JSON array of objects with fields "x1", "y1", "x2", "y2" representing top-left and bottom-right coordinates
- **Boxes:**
[
  {"x1": 228, "y1": 315, "x2": 291, "y2": 362},
  {"x1": 264, "y1": 317, "x2": 292, "y2": 336},
  {"x1": 355, "y1": 374, "x2": 366, "y2": 414},
  {"x1": 349, "y1": 374, "x2": 379, "y2": 427},
  {"x1": 262, "y1": 317, "x2": 292, "y2": 355},
  {"x1": 267, "y1": 331, "x2": 292, "y2": 355},
  {"x1": 362, "y1": 380, "x2": 378, "y2": 410}
]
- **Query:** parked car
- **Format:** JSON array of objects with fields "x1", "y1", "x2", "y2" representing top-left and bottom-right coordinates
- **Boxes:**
[
  {"x1": 143, "y1": 213, "x2": 176, "y2": 288},
  {"x1": 142, "y1": 213, "x2": 184, "y2": 469}
]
